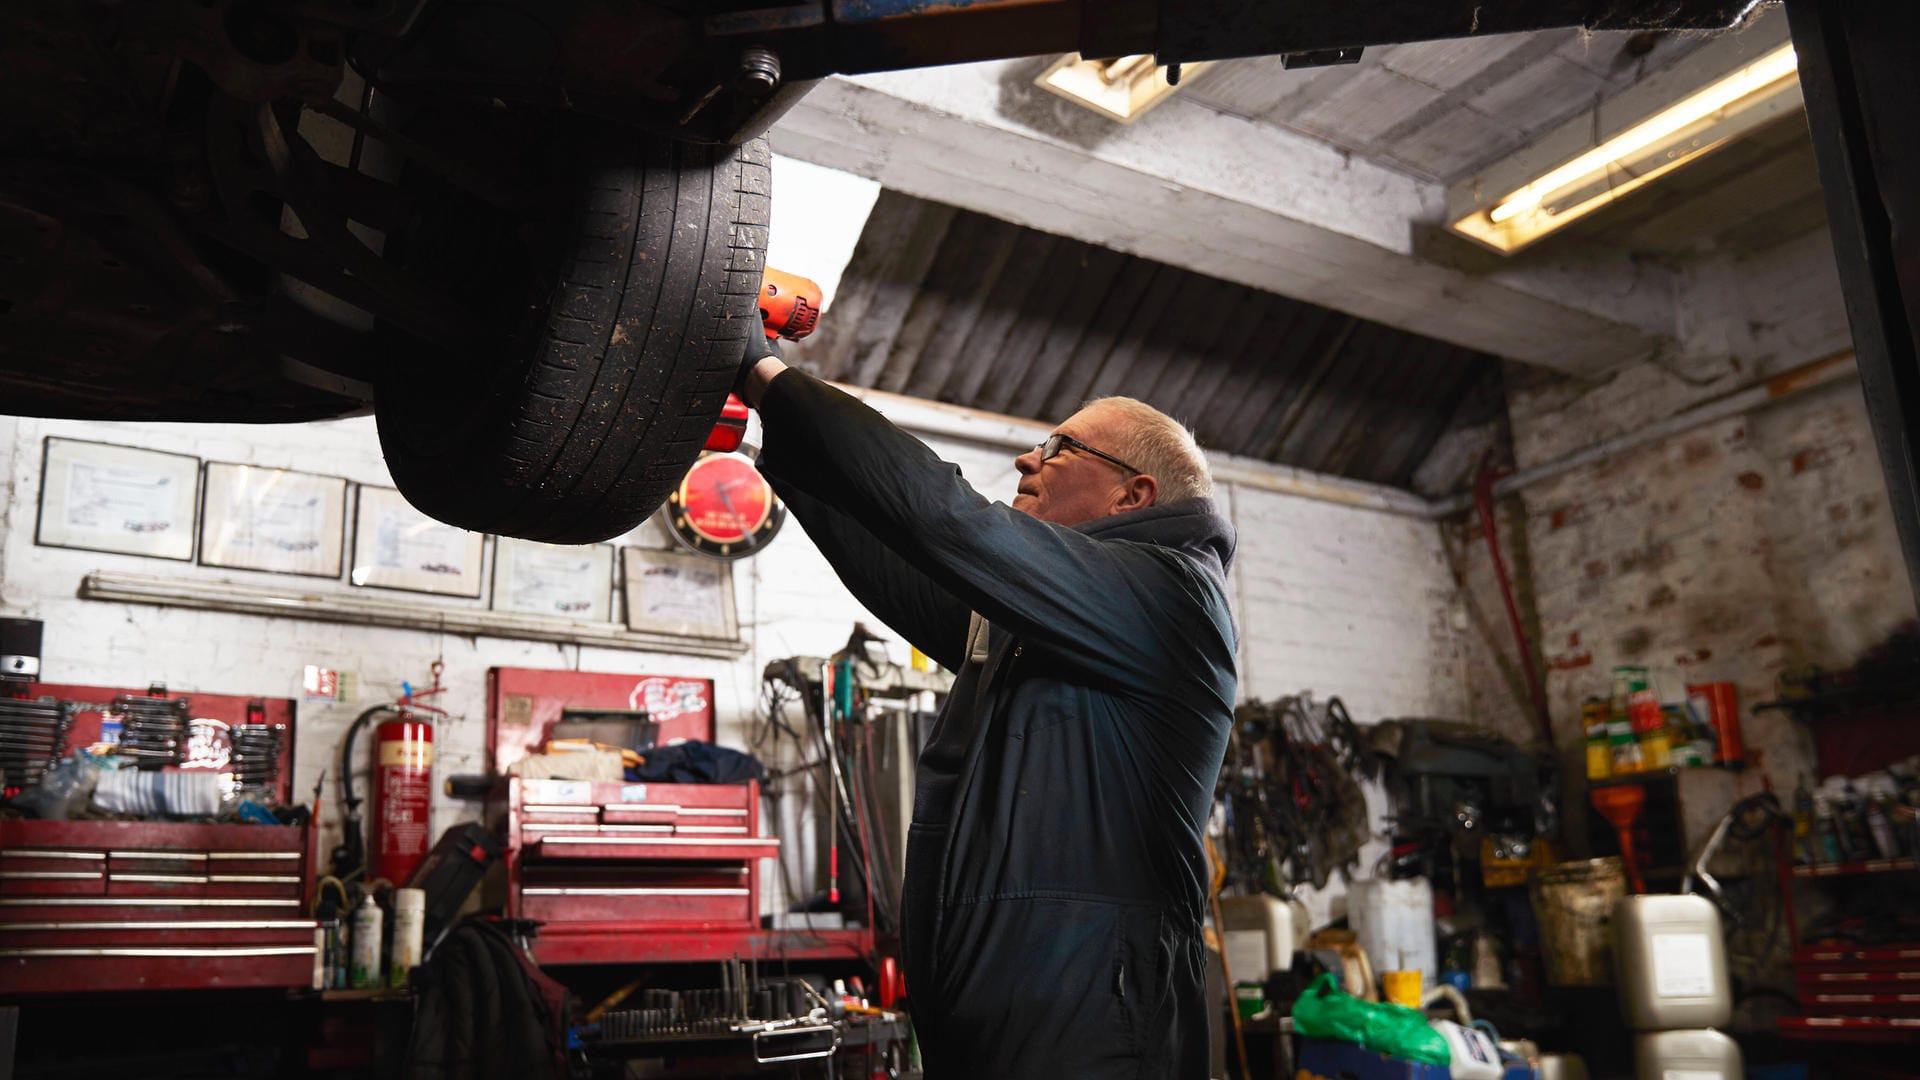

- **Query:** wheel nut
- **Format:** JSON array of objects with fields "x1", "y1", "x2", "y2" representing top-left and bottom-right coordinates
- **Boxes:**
[{"x1": 737, "y1": 47, "x2": 781, "y2": 97}]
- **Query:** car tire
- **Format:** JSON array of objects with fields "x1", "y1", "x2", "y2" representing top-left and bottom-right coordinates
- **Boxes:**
[{"x1": 373, "y1": 121, "x2": 769, "y2": 544}]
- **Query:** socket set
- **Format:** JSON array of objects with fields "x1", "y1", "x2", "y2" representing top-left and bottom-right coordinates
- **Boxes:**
[
  {"x1": 598, "y1": 976, "x2": 819, "y2": 1042},
  {"x1": 229, "y1": 723, "x2": 286, "y2": 797},
  {"x1": 110, "y1": 694, "x2": 192, "y2": 767},
  {"x1": 0, "y1": 695, "x2": 73, "y2": 789}
]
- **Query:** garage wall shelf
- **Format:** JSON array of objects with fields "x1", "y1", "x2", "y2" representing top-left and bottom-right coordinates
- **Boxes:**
[{"x1": 77, "y1": 570, "x2": 749, "y2": 659}]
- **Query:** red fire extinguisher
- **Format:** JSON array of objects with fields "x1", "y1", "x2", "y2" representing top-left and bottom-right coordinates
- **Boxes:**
[{"x1": 371, "y1": 710, "x2": 433, "y2": 886}]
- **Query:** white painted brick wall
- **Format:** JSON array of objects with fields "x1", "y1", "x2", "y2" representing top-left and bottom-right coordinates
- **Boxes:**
[{"x1": 0, "y1": 401, "x2": 1463, "y2": 924}]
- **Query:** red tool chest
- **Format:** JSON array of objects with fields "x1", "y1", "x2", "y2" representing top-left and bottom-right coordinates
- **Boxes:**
[
  {"x1": 1778, "y1": 858, "x2": 1920, "y2": 1041},
  {"x1": 0, "y1": 819, "x2": 318, "y2": 993},
  {"x1": 504, "y1": 776, "x2": 779, "y2": 965},
  {"x1": 0, "y1": 682, "x2": 315, "y2": 994},
  {"x1": 487, "y1": 666, "x2": 716, "y2": 776}
]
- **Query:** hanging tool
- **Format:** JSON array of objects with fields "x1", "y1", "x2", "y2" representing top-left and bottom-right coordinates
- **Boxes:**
[{"x1": 820, "y1": 659, "x2": 840, "y2": 907}]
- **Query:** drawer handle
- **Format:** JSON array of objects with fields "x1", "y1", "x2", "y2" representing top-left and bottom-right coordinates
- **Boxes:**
[
  {"x1": 206, "y1": 852, "x2": 302, "y2": 861},
  {"x1": 522, "y1": 887, "x2": 750, "y2": 897},
  {"x1": 1, "y1": 851, "x2": 105, "y2": 861},
  {"x1": 753, "y1": 1025, "x2": 840, "y2": 1064},
  {"x1": 0, "y1": 897, "x2": 303, "y2": 908},
  {"x1": 0, "y1": 945, "x2": 316, "y2": 958},
  {"x1": 109, "y1": 851, "x2": 207, "y2": 862},
  {"x1": 523, "y1": 824, "x2": 672, "y2": 834},
  {"x1": 112, "y1": 874, "x2": 209, "y2": 884},
  {"x1": 0, "y1": 871, "x2": 102, "y2": 881},
  {"x1": 207, "y1": 875, "x2": 301, "y2": 884},
  {"x1": 675, "y1": 808, "x2": 748, "y2": 818},
  {"x1": 541, "y1": 836, "x2": 775, "y2": 847},
  {"x1": 0, "y1": 920, "x2": 319, "y2": 931}
]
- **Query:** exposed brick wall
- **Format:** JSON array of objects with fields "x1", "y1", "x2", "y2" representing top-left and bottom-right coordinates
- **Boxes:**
[
  {"x1": 1444, "y1": 226, "x2": 1912, "y2": 858},
  {"x1": 1453, "y1": 346, "x2": 1909, "y2": 861}
]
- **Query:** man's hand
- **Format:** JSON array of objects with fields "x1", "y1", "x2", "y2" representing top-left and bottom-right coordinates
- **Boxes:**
[{"x1": 736, "y1": 331, "x2": 790, "y2": 408}]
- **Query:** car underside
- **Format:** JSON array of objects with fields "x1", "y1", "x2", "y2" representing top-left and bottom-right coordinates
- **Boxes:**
[{"x1": 0, "y1": 0, "x2": 1768, "y2": 540}]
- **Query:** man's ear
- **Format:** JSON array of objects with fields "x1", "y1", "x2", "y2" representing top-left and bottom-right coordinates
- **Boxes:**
[{"x1": 1116, "y1": 473, "x2": 1158, "y2": 512}]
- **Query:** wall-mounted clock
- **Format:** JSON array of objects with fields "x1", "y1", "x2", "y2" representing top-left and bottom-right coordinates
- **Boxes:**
[{"x1": 665, "y1": 452, "x2": 785, "y2": 559}]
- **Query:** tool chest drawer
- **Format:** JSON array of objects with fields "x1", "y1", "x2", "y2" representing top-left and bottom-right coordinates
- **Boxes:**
[
  {"x1": 512, "y1": 779, "x2": 775, "y2": 860},
  {"x1": 0, "y1": 818, "x2": 317, "y2": 993},
  {"x1": 520, "y1": 866, "x2": 754, "y2": 926}
]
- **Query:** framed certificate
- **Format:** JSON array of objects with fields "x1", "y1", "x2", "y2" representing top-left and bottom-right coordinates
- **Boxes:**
[
  {"x1": 199, "y1": 462, "x2": 347, "y2": 577},
  {"x1": 622, "y1": 546, "x2": 738, "y2": 641},
  {"x1": 492, "y1": 539, "x2": 614, "y2": 621},
  {"x1": 36, "y1": 438, "x2": 201, "y2": 560},
  {"x1": 351, "y1": 485, "x2": 486, "y2": 597}
]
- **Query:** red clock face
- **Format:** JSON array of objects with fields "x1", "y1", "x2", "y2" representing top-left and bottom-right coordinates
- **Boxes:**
[{"x1": 666, "y1": 452, "x2": 784, "y2": 559}]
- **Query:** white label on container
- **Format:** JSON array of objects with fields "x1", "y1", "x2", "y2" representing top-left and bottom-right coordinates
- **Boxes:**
[
  {"x1": 1652, "y1": 932, "x2": 1714, "y2": 997},
  {"x1": 1664, "y1": 1071, "x2": 1724, "y2": 1080}
]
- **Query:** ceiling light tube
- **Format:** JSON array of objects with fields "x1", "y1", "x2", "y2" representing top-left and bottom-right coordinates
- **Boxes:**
[{"x1": 1451, "y1": 41, "x2": 1801, "y2": 254}]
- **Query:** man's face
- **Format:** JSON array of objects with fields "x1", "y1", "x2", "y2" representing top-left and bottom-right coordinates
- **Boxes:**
[{"x1": 1012, "y1": 404, "x2": 1146, "y2": 526}]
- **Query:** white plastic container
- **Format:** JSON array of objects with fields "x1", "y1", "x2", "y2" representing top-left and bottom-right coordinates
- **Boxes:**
[
  {"x1": 1218, "y1": 894, "x2": 1304, "y2": 983},
  {"x1": 1538, "y1": 1053, "x2": 1591, "y2": 1080},
  {"x1": 349, "y1": 893, "x2": 384, "y2": 990},
  {"x1": 1612, "y1": 894, "x2": 1731, "y2": 1029},
  {"x1": 1348, "y1": 877, "x2": 1436, "y2": 988},
  {"x1": 1429, "y1": 1019, "x2": 1502, "y2": 1080},
  {"x1": 389, "y1": 887, "x2": 426, "y2": 989},
  {"x1": 1634, "y1": 1028, "x2": 1742, "y2": 1080}
]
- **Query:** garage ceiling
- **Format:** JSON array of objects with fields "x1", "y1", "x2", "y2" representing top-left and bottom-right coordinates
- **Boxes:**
[
  {"x1": 768, "y1": 4, "x2": 1840, "y2": 488},
  {"x1": 788, "y1": 192, "x2": 1498, "y2": 486},
  {"x1": 1184, "y1": 28, "x2": 1707, "y2": 184}
]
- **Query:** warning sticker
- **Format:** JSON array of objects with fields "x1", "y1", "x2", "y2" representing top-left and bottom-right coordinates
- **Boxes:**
[{"x1": 1653, "y1": 932, "x2": 1715, "y2": 998}]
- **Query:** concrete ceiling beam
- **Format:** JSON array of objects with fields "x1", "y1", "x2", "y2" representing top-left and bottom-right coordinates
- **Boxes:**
[{"x1": 769, "y1": 59, "x2": 1679, "y2": 375}]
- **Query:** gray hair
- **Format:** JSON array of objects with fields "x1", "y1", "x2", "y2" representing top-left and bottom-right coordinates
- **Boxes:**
[{"x1": 1084, "y1": 396, "x2": 1214, "y2": 502}]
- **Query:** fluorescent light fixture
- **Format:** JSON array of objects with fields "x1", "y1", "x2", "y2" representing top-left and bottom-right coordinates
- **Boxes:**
[
  {"x1": 1451, "y1": 42, "x2": 1802, "y2": 254},
  {"x1": 1035, "y1": 54, "x2": 1210, "y2": 123}
]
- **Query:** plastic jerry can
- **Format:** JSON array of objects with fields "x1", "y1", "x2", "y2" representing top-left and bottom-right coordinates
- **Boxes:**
[
  {"x1": 1538, "y1": 1054, "x2": 1590, "y2": 1080},
  {"x1": 1349, "y1": 877, "x2": 1437, "y2": 989},
  {"x1": 1612, "y1": 894, "x2": 1730, "y2": 1029},
  {"x1": 1633, "y1": 1028, "x2": 1742, "y2": 1079},
  {"x1": 1218, "y1": 893, "x2": 1306, "y2": 983},
  {"x1": 1428, "y1": 1019, "x2": 1502, "y2": 1080}
]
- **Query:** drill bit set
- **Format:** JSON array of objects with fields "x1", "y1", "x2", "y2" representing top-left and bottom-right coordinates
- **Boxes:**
[
  {"x1": 109, "y1": 694, "x2": 193, "y2": 766},
  {"x1": 0, "y1": 696, "x2": 74, "y2": 789}
]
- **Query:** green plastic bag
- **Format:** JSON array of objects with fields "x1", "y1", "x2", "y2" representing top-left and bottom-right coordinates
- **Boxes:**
[{"x1": 1290, "y1": 973, "x2": 1451, "y2": 1066}]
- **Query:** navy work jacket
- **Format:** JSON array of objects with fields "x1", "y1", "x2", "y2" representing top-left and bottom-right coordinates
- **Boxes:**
[{"x1": 758, "y1": 371, "x2": 1237, "y2": 1079}]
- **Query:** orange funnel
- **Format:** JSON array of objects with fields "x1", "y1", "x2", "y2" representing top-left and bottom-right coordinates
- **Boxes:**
[{"x1": 1590, "y1": 784, "x2": 1648, "y2": 894}]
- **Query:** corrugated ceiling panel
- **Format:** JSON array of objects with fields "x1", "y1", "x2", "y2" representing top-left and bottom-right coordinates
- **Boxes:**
[{"x1": 807, "y1": 196, "x2": 1497, "y2": 489}]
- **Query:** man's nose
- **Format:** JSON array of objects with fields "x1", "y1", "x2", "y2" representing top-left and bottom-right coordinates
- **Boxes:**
[{"x1": 1014, "y1": 446, "x2": 1040, "y2": 474}]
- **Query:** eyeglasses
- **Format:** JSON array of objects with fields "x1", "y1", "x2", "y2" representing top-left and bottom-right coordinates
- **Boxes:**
[{"x1": 1034, "y1": 433, "x2": 1140, "y2": 476}]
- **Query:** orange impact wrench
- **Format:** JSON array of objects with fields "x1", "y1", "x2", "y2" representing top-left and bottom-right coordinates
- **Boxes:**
[{"x1": 706, "y1": 266, "x2": 823, "y2": 452}]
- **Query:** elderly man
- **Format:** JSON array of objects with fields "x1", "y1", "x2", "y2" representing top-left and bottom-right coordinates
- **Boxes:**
[{"x1": 739, "y1": 347, "x2": 1236, "y2": 1079}]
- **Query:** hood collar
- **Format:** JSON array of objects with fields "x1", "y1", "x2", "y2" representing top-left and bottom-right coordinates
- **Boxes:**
[{"x1": 1074, "y1": 497, "x2": 1236, "y2": 584}]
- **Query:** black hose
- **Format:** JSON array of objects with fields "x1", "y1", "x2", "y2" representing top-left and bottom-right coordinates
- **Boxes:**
[{"x1": 330, "y1": 703, "x2": 396, "y2": 882}]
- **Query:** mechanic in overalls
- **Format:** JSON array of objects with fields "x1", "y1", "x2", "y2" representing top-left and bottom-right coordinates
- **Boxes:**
[{"x1": 739, "y1": 339, "x2": 1237, "y2": 1079}]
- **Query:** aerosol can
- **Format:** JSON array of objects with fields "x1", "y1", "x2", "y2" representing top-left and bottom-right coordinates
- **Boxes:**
[{"x1": 349, "y1": 892, "x2": 385, "y2": 990}]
